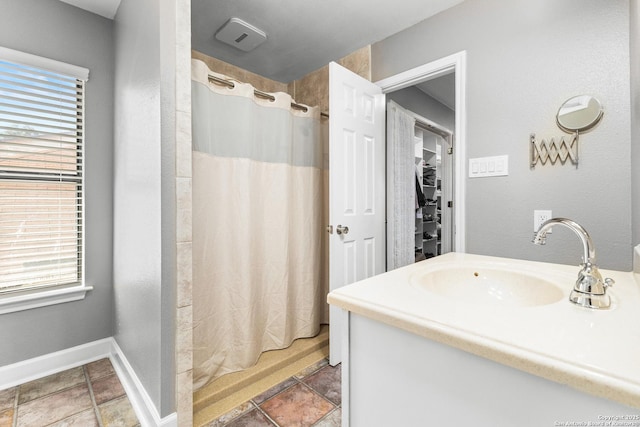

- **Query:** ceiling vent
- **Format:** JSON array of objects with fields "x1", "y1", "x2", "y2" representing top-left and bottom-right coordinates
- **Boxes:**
[{"x1": 215, "y1": 18, "x2": 267, "y2": 52}]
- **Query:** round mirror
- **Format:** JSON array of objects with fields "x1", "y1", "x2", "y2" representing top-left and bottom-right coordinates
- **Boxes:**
[{"x1": 556, "y1": 95, "x2": 603, "y2": 133}]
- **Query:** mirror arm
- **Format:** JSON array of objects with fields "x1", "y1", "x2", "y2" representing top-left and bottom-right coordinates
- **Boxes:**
[
  {"x1": 530, "y1": 95, "x2": 602, "y2": 169},
  {"x1": 530, "y1": 132, "x2": 579, "y2": 169}
]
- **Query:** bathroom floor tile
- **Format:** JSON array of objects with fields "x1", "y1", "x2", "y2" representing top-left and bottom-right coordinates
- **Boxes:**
[
  {"x1": 98, "y1": 395, "x2": 139, "y2": 427},
  {"x1": 18, "y1": 367, "x2": 85, "y2": 404},
  {"x1": 313, "y1": 408, "x2": 341, "y2": 427},
  {"x1": 91, "y1": 373, "x2": 126, "y2": 405},
  {"x1": 86, "y1": 358, "x2": 115, "y2": 381},
  {"x1": 225, "y1": 408, "x2": 276, "y2": 427},
  {"x1": 252, "y1": 377, "x2": 298, "y2": 405},
  {"x1": 16, "y1": 383, "x2": 93, "y2": 426},
  {"x1": 48, "y1": 408, "x2": 99, "y2": 427},
  {"x1": 0, "y1": 387, "x2": 15, "y2": 412},
  {"x1": 301, "y1": 365, "x2": 341, "y2": 405},
  {"x1": 201, "y1": 358, "x2": 341, "y2": 427},
  {"x1": 204, "y1": 401, "x2": 255, "y2": 426},
  {"x1": 5, "y1": 360, "x2": 140, "y2": 427},
  {"x1": 260, "y1": 383, "x2": 335, "y2": 427},
  {"x1": 294, "y1": 359, "x2": 329, "y2": 380},
  {"x1": 0, "y1": 408, "x2": 14, "y2": 427}
]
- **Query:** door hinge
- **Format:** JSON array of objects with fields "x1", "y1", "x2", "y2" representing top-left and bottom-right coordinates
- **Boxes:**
[
  {"x1": 326, "y1": 225, "x2": 333, "y2": 234},
  {"x1": 447, "y1": 201, "x2": 453, "y2": 208},
  {"x1": 447, "y1": 147, "x2": 453, "y2": 155}
]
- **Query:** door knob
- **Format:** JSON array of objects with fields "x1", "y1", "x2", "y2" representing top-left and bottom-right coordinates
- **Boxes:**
[{"x1": 336, "y1": 225, "x2": 349, "y2": 235}]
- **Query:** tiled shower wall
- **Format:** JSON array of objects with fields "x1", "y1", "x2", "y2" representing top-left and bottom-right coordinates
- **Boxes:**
[
  {"x1": 291, "y1": 45, "x2": 371, "y2": 113},
  {"x1": 175, "y1": 0, "x2": 194, "y2": 425}
]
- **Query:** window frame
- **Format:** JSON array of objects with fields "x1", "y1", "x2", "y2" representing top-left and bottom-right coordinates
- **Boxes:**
[{"x1": 0, "y1": 46, "x2": 92, "y2": 314}]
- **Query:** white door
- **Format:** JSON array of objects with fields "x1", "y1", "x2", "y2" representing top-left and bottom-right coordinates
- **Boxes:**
[{"x1": 329, "y1": 62, "x2": 386, "y2": 364}]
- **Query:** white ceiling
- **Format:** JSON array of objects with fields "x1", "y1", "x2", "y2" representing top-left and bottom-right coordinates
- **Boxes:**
[
  {"x1": 191, "y1": 0, "x2": 465, "y2": 83},
  {"x1": 60, "y1": 0, "x2": 465, "y2": 84}
]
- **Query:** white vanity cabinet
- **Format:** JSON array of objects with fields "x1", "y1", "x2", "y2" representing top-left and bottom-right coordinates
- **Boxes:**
[
  {"x1": 328, "y1": 253, "x2": 640, "y2": 427},
  {"x1": 343, "y1": 313, "x2": 634, "y2": 427}
]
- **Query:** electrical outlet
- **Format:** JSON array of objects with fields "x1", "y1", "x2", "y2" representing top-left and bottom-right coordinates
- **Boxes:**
[{"x1": 534, "y1": 210, "x2": 553, "y2": 232}]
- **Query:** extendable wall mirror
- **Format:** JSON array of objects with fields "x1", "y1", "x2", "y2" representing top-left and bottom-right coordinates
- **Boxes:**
[
  {"x1": 556, "y1": 95, "x2": 604, "y2": 133},
  {"x1": 530, "y1": 95, "x2": 604, "y2": 168}
]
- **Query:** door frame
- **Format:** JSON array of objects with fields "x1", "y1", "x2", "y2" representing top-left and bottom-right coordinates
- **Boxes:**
[{"x1": 374, "y1": 51, "x2": 467, "y2": 253}]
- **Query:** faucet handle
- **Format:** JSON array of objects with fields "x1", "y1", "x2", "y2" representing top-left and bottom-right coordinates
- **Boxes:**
[{"x1": 604, "y1": 277, "x2": 615, "y2": 288}]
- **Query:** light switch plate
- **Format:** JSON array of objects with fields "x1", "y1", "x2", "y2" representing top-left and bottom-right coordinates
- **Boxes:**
[{"x1": 469, "y1": 155, "x2": 509, "y2": 178}]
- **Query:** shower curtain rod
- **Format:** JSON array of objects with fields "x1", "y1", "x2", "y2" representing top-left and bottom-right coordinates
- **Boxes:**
[{"x1": 208, "y1": 74, "x2": 330, "y2": 118}]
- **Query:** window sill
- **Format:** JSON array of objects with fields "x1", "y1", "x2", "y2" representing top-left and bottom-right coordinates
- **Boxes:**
[{"x1": 0, "y1": 285, "x2": 93, "y2": 315}]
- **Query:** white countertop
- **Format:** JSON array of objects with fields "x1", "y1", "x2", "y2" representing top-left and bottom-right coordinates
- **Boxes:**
[{"x1": 327, "y1": 252, "x2": 640, "y2": 409}]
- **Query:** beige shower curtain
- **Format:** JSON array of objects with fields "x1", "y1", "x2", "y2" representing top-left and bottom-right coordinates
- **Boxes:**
[{"x1": 191, "y1": 59, "x2": 327, "y2": 390}]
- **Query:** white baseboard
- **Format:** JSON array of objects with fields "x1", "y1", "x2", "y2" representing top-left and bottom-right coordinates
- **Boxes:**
[
  {"x1": 0, "y1": 337, "x2": 177, "y2": 427},
  {"x1": 109, "y1": 339, "x2": 177, "y2": 427},
  {"x1": 0, "y1": 338, "x2": 112, "y2": 390}
]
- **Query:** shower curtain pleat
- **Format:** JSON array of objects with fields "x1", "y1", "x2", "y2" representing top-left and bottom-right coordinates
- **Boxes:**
[{"x1": 191, "y1": 59, "x2": 326, "y2": 390}]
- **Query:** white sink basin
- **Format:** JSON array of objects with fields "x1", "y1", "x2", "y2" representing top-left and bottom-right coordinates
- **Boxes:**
[{"x1": 410, "y1": 263, "x2": 565, "y2": 307}]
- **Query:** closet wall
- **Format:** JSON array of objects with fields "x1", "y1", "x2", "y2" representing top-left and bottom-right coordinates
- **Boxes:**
[
  {"x1": 387, "y1": 85, "x2": 454, "y2": 131},
  {"x1": 414, "y1": 128, "x2": 444, "y2": 260}
]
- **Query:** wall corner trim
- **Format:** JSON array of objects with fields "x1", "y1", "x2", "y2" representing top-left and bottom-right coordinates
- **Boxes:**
[{"x1": 0, "y1": 338, "x2": 177, "y2": 427}]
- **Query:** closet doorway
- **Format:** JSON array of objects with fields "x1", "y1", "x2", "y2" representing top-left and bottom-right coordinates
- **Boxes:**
[
  {"x1": 377, "y1": 51, "x2": 467, "y2": 263},
  {"x1": 327, "y1": 53, "x2": 466, "y2": 364}
]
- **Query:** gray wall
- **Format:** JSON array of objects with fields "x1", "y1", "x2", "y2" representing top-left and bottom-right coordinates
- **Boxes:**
[
  {"x1": 373, "y1": 0, "x2": 633, "y2": 270},
  {"x1": 387, "y1": 86, "x2": 455, "y2": 131},
  {"x1": 631, "y1": 0, "x2": 640, "y2": 249},
  {"x1": 113, "y1": 0, "x2": 176, "y2": 417},
  {"x1": 0, "y1": 0, "x2": 114, "y2": 365}
]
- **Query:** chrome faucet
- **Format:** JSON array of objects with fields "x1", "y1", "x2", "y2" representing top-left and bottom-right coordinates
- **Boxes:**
[{"x1": 532, "y1": 218, "x2": 614, "y2": 309}]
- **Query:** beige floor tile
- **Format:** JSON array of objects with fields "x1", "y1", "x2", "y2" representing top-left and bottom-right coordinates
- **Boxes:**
[
  {"x1": 98, "y1": 395, "x2": 139, "y2": 427},
  {"x1": 0, "y1": 408, "x2": 14, "y2": 427},
  {"x1": 91, "y1": 374, "x2": 125, "y2": 405},
  {"x1": 204, "y1": 401, "x2": 254, "y2": 426},
  {"x1": 16, "y1": 383, "x2": 93, "y2": 427},
  {"x1": 226, "y1": 408, "x2": 275, "y2": 427},
  {"x1": 0, "y1": 388, "x2": 16, "y2": 412},
  {"x1": 5, "y1": 360, "x2": 139, "y2": 427},
  {"x1": 314, "y1": 408, "x2": 341, "y2": 427},
  {"x1": 18, "y1": 367, "x2": 85, "y2": 404},
  {"x1": 86, "y1": 358, "x2": 115, "y2": 381},
  {"x1": 47, "y1": 409, "x2": 99, "y2": 427}
]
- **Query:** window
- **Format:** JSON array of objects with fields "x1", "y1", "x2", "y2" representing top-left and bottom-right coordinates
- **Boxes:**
[{"x1": 0, "y1": 47, "x2": 90, "y2": 313}]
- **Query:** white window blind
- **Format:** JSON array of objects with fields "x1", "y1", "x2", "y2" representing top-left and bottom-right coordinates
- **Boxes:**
[{"x1": 0, "y1": 49, "x2": 87, "y2": 296}]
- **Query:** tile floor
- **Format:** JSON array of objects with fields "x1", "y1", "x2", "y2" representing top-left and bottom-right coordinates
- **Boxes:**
[
  {"x1": 206, "y1": 359, "x2": 341, "y2": 427},
  {"x1": 0, "y1": 358, "x2": 140, "y2": 427}
]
